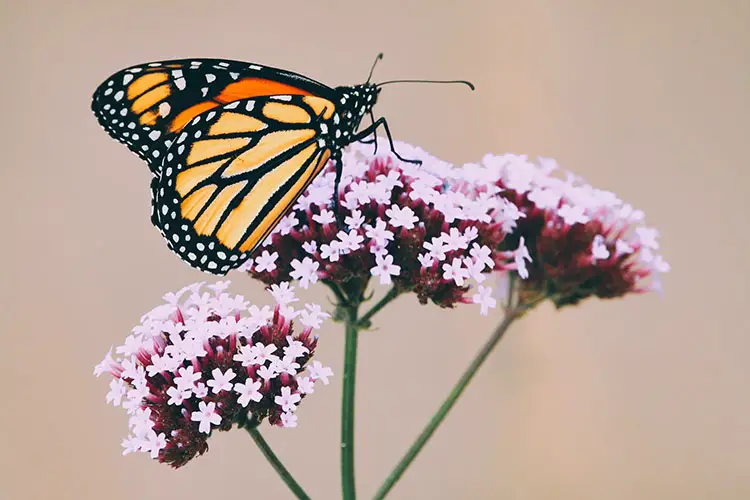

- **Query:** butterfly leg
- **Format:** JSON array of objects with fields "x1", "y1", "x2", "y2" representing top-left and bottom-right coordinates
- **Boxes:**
[
  {"x1": 357, "y1": 111, "x2": 379, "y2": 156},
  {"x1": 352, "y1": 117, "x2": 421, "y2": 166},
  {"x1": 149, "y1": 174, "x2": 161, "y2": 227},
  {"x1": 331, "y1": 150, "x2": 346, "y2": 229}
]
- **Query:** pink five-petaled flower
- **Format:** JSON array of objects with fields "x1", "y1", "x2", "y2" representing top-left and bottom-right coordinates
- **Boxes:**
[
  {"x1": 280, "y1": 412, "x2": 298, "y2": 428},
  {"x1": 245, "y1": 140, "x2": 520, "y2": 315},
  {"x1": 371, "y1": 254, "x2": 401, "y2": 285},
  {"x1": 94, "y1": 280, "x2": 334, "y2": 468},
  {"x1": 254, "y1": 251, "x2": 278, "y2": 273},
  {"x1": 482, "y1": 154, "x2": 669, "y2": 307},
  {"x1": 442, "y1": 258, "x2": 470, "y2": 286},
  {"x1": 308, "y1": 360, "x2": 334, "y2": 385},
  {"x1": 290, "y1": 257, "x2": 320, "y2": 289},
  {"x1": 472, "y1": 285, "x2": 497, "y2": 316},
  {"x1": 274, "y1": 386, "x2": 302, "y2": 413},
  {"x1": 234, "y1": 379, "x2": 263, "y2": 407},
  {"x1": 191, "y1": 401, "x2": 222, "y2": 434},
  {"x1": 206, "y1": 368, "x2": 236, "y2": 394}
]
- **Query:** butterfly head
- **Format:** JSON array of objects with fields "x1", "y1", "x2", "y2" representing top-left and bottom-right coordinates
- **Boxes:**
[{"x1": 334, "y1": 84, "x2": 379, "y2": 134}]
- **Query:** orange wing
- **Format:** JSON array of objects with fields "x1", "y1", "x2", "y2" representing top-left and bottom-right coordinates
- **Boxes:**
[
  {"x1": 152, "y1": 94, "x2": 336, "y2": 274},
  {"x1": 91, "y1": 58, "x2": 334, "y2": 172}
]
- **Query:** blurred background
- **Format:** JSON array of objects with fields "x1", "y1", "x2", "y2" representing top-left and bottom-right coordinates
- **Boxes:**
[{"x1": 2, "y1": 1, "x2": 749, "y2": 498}]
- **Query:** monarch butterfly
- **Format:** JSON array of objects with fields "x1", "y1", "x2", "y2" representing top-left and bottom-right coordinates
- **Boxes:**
[{"x1": 91, "y1": 55, "x2": 473, "y2": 275}]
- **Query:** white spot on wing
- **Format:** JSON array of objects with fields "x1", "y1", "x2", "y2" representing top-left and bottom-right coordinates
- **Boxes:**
[
  {"x1": 158, "y1": 101, "x2": 171, "y2": 117},
  {"x1": 149, "y1": 130, "x2": 161, "y2": 140},
  {"x1": 175, "y1": 78, "x2": 187, "y2": 90},
  {"x1": 122, "y1": 74, "x2": 134, "y2": 85},
  {"x1": 205, "y1": 74, "x2": 216, "y2": 83}
]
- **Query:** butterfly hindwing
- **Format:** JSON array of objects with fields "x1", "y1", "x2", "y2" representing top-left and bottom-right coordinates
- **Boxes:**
[
  {"x1": 152, "y1": 95, "x2": 335, "y2": 273},
  {"x1": 91, "y1": 58, "x2": 334, "y2": 172}
]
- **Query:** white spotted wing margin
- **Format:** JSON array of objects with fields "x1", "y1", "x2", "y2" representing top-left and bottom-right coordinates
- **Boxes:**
[{"x1": 151, "y1": 95, "x2": 335, "y2": 274}]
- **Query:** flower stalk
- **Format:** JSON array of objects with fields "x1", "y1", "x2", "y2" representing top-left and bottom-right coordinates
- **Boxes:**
[
  {"x1": 358, "y1": 286, "x2": 400, "y2": 329},
  {"x1": 341, "y1": 299, "x2": 361, "y2": 500},
  {"x1": 372, "y1": 278, "x2": 526, "y2": 499},
  {"x1": 332, "y1": 282, "x2": 402, "y2": 500},
  {"x1": 244, "y1": 425, "x2": 312, "y2": 500}
]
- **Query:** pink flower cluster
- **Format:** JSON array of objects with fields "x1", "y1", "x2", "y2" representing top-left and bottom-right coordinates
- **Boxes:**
[
  {"x1": 242, "y1": 140, "x2": 523, "y2": 315},
  {"x1": 479, "y1": 154, "x2": 670, "y2": 307},
  {"x1": 240, "y1": 142, "x2": 668, "y2": 312},
  {"x1": 94, "y1": 281, "x2": 333, "y2": 468}
]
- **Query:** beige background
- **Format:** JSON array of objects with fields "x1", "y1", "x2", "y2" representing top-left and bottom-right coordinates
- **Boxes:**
[{"x1": 3, "y1": 1, "x2": 749, "y2": 499}]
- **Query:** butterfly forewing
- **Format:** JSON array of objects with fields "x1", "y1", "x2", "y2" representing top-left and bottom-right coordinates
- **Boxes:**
[
  {"x1": 153, "y1": 95, "x2": 335, "y2": 273},
  {"x1": 91, "y1": 58, "x2": 333, "y2": 172}
]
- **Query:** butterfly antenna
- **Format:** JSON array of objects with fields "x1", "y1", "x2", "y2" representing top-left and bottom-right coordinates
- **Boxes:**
[
  {"x1": 366, "y1": 53, "x2": 384, "y2": 84},
  {"x1": 375, "y1": 79, "x2": 475, "y2": 91}
]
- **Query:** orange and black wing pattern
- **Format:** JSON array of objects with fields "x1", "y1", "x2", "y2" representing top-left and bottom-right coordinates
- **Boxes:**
[
  {"x1": 91, "y1": 58, "x2": 334, "y2": 172},
  {"x1": 152, "y1": 94, "x2": 335, "y2": 273}
]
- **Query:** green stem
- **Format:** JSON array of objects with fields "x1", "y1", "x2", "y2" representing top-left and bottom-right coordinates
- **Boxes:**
[
  {"x1": 341, "y1": 302, "x2": 360, "y2": 500},
  {"x1": 358, "y1": 286, "x2": 400, "y2": 327},
  {"x1": 326, "y1": 280, "x2": 349, "y2": 307},
  {"x1": 245, "y1": 426, "x2": 311, "y2": 500},
  {"x1": 372, "y1": 307, "x2": 521, "y2": 500}
]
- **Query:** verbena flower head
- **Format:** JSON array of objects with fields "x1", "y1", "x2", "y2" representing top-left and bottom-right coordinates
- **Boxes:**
[
  {"x1": 242, "y1": 140, "x2": 522, "y2": 316},
  {"x1": 479, "y1": 154, "x2": 670, "y2": 308},
  {"x1": 94, "y1": 281, "x2": 333, "y2": 468}
]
